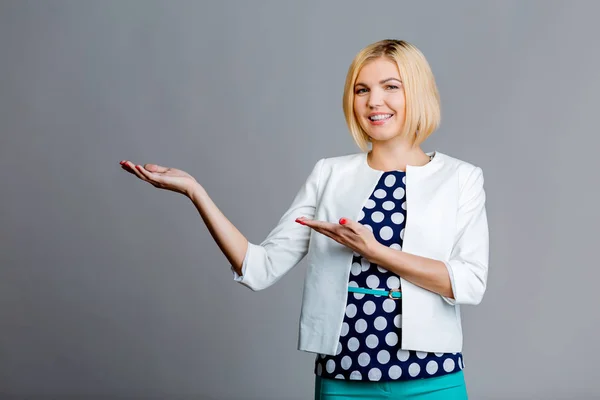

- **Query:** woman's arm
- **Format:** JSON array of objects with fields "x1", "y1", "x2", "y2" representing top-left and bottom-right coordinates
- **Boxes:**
[
  {"x1": 120, "y1": 160, "x2": 248, "y2": 276},
  {"x1": 121, "y1": 158, "x2": 324, "y2": 291},
  {"x1": 370, "y1": 166, "x2": 489, "y2": 305},
  {"x1": 367, "y1": 248, "x2": 454, "y2": 298},
  {"x1": 188, "y1": 185, "x2": 248, "y2": 276}
]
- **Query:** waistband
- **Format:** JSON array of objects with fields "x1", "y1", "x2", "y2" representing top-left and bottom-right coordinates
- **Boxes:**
[{"x1": 348, "y1": 286, "x2": 402, "y2": 299}]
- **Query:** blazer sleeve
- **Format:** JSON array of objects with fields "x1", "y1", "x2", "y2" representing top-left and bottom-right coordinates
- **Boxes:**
[
  {"x1": 231, "y1": 158, "x2": 325, "y2": 291},
  {"x1": 442, "y1": 166, "x2": 489, "y2": 306}
]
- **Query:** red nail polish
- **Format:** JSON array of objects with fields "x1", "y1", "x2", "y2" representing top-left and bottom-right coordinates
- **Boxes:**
[
  {"x1": 135, "y1": 165, "x2": 142, "y2": 170},
  {"x1": 339, "y1": 218, "x2": 347, "y2": 225}
]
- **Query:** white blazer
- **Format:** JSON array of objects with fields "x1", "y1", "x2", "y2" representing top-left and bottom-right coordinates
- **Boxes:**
[{"x1": 232, "y1": 151, "x2": 489, "y2": 356}]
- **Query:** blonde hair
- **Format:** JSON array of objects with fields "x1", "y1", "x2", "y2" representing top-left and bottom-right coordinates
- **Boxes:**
[{"x1": 342, "y1": 39, "x2": 441, "y2": 151}]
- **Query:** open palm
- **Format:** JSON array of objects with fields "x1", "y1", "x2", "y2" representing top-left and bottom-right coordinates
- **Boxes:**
[{"x1": 120, "y1": 160, "x2": 198, "y2": 196}]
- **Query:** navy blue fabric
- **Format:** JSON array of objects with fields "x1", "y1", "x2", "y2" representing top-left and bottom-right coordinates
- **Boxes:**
[{"x1": 314, "y1": 170, "x2": 464, "y2": 381}]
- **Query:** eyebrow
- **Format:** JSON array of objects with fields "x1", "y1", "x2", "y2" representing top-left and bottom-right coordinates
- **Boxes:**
[{"x1": 354, "y1": 77, "x2": 402, "y2": 88}]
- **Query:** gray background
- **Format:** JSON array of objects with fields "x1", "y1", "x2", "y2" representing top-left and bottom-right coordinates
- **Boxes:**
[{"x1": 1, "y1": 1, "x2": 598, "y2": 399}]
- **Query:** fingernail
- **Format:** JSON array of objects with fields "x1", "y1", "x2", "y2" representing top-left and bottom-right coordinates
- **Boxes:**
[
  {"x1": 295, "y1": 218, "x2": 305, "y2": 225},
  {"x1": 135, "y1": 165, "x2": 142, "y2": 171},
  {"x1": 339, "y1": 218, "x2": 347, "y2": 225}
]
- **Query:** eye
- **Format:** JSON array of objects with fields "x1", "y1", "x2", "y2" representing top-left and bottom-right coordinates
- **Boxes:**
[
  {"x1": 386, "y1": 85, "x2": 400, "y2": 90},
  {"x1": 355, "y1": 88, "x2": 368, "y2": 94}
]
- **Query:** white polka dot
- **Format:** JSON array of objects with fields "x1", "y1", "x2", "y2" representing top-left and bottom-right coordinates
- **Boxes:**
[
  {"x1": 400, "y1": 228, "x2": 405, "y2": 240},
  {"x1": 326, "y1": 360, "x2": 336, "y2": 373},
  {"x1": 366, "y1": 275, "x2": 380, "y2": 289},
  {"x1": 393, "y1": 314, "x2": 402, "y2": 328},
  {"x1": 317, "y1": 363, "x2": 322, "y2": 375},
  {"x1": 391, "y1": 212, "x2": 404, "y2": 224},
  {"x1": 416, "y1": 351, "x2": 427, "y2": 359},
  {"x1": 408, "y1": 362, "x2": 421, "y2": 377},
  {"x1": 371, "y1": 211, "x2": 384, "y2": 223},
  {"x1": 397, "y1": 350, "x2": 410, "y2": 361},
  {"x1": 347, "y1": 337, "x2": 360, "y2": 352},
  {"x1": 361, "y1": 258, "x2": 371, "y2": 271},
  {"x1": 374, "y1": 316, "x2": 387, "y2": 331},
  {"x1": 385, "y1": 332, "x2": 398, "y2": 346},
  {"x1": 355, "y1": 319, "x2": 367, "y2": 333},
  {"x1": 390, "y1": 243, "x2": 401, "y2": 250},
  {"x1": 443, "y1": 358, "x2": 456, "y2": 372},
  {"x1": 382, "y1": 299, "x2": 396, "y2": 313},
  {"x1": 350, "y1": 262, "x2": 361, "y2": 276},
  {"x1": 336, "y1": 342, "x2": 342, "y2": 355},
  {"x1": 349, "y1": 370, "x2": 362, "y2": 380},
  {"x1": 363, "y1": 224, "x2": 373, "y2": 232},
  {"x1": 363, "y1": 301, "x2": 376, "y2": 315},
  {"x1": 348, "y1": 281, "x2": 358, "y2": 288},
  {"x1": 368, "y1": 368, "x2": 382, "y2": 381},
  {"x1": 358, "y1": 352, "x2": 371, "y2": 367},
  {"x1": 353, "y1": 292, "x2": 365, "y2": 300},
  {"x1": 384, "y1": 174, "x2": 396, "y2": 187},
  {"x1": 382, "y1": 201, "x2": 395, "y2": 210},
  {"x1": 401, "y1": 201, "x2": 407, "y2": 210},
  {"x1": 376, "y1": 266, "x2": 387, "y2": 273},
  {"x1": 345, "y1": 304, "x2": 357, "y2": 318},
  {"x1": 335, "y1": 374, "x2": 344, "y2": 379},
  {"x1": 358, "y1": 210, "x2": 365, "y2": 222},
  {"x1": 365, "y1": 199, "x2": 376, "y2": 209},
  {"x1": 342, "y1": 356, "x2": 353, "y2": 370},
  {"x1": 340, "y1": 322, "x2": 349, "y2": 336},
  {"x1": 366, "y1": 334, "x2": 379, "y2": 349},
  {"x1": 427, "y1": 360, "x2": 439, "y2": 375},
  {"x1": 374, "y1": 189, "x2": 387, "y2": 199},
  {"x1": 387, "y1": 276, "x2": 400, "y2": 289},
  {"x1": 388, "y1": 365, "x2": 402, "y2": 379},
  {"x1": 459, "y1": 357, "x2": 464, "y2": 369},
  {"x1": 434, "y1": 352, "x2": 444, "y2": 357},
  {"x1": 379, "y1": 226, "x2": 393, "y2": 240},
  {"x1": 377, "y1": 350, "x2": 390, "y2": 364},
  {"x1": 393, "y1": 187, "x2": 405, "y2": 200},
  {"x1": 402, "y1": 176, "x2": 406, "y2": 184},
  {"x1": 319, "y1": 353, "x2": 326, "y2": 359}
]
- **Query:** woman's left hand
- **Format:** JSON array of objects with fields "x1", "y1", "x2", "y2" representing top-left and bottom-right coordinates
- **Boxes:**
[{"x1": 295, "y1": 216, "x2": 380, "y2": 261}]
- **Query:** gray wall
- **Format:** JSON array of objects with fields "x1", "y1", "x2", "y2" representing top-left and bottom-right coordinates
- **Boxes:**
[{"x1": 1, "y1": 1, "x2": 599, "y2": 399}]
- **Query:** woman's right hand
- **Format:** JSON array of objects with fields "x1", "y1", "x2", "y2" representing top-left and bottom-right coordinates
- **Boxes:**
[{"x1": 120, "y1": 160, "x2": 200, "y2": 197}]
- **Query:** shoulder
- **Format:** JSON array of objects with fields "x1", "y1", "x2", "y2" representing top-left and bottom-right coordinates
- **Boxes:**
[
  {"x1": 309, "y1": 152, "x2": 364, "y2": 175},
  {"x1": 437, "y1": 151, "x2": 484, "y2": 181},
  {"x1": 437, "y1": 152, "x2": 485, "y2": 202},
  {"x1": 321, "y1": 152, "x2": 364, "y2": 166}
]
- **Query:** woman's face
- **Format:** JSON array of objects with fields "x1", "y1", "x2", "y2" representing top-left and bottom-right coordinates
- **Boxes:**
[{"x1": 353, "y1": 57, "x2": 406, "y2": 143}]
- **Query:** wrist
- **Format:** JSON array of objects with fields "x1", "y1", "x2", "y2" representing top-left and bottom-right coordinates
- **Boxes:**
[
  {"x1": 186, "y1": 183, "x2": 206, "y2": 201},
  {"x1": 366, "y1": 241, "x2": 385, "y2": 264}
]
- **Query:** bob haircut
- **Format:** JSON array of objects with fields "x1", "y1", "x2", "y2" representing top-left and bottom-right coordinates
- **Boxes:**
[{"x1": 342, "y1": 39, "x2": 441, "y2": 151}]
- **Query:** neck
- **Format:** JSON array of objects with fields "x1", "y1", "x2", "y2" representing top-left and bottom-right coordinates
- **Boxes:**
[{"x1": 367, "y1": 143, "x2": 431, "y2": 171}]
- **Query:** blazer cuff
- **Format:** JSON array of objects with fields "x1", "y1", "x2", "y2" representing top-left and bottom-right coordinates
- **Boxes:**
[
  {"x1": 231, "y1": 244, "x2": 251, "y2": 281},
  {"x1": 441, "y1": 261, "x2": 457, "y2": 305}
]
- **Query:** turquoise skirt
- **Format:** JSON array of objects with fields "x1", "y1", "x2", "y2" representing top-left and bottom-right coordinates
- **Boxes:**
[{"x1": 314, "y1": 370, "x2": 468, "y2": 399}]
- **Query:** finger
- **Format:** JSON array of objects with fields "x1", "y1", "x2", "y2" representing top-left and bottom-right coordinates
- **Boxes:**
[
  {"x1": 122, "y1": 161, "x2": 152, "y2": 183},
  {"x1": 299, "y1": 218, "x2": 336, "y2": 231},
  {"x1": 134, "y1": 164, "x2": 162, "y2": 184},
  {"x1": 144, "y1": 164, "x2": 169, "y2": 173},
  {"x1": 338, "y1": 217, "x2": 359, "y2": 233}
]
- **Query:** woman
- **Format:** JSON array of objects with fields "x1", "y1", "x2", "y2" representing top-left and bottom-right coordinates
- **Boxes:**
[{"x1": 120, "y1": 39, "x2": 488, "y2": 399}]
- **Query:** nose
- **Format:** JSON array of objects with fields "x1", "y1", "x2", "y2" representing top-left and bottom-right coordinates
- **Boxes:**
[{"x1": 367, "y1": 88, "x2": 384, "y2": 108}]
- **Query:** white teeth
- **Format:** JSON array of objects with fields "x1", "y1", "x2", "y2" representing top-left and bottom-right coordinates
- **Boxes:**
[{"x1": 369, "y1": 114, "x2": 392, "y2": 121}]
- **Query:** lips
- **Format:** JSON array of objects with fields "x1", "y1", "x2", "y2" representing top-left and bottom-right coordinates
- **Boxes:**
[{"x1": 367, "y1": 113, "x2": 393, "y2": 125}]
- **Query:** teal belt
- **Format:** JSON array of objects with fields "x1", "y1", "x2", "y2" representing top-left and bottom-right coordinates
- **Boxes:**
[{"x1": 348, "y1": 286, "x2": 402, "y2": 299}]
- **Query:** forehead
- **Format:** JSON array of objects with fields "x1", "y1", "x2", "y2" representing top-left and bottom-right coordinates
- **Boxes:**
[{"x1": 356, "y1": 57, "x2": 401, "y2": 82}]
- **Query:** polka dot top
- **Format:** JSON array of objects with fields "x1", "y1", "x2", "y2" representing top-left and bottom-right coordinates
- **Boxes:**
[{"x1": 314, "y1": 169, "x2": 465, "y2": 381}]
